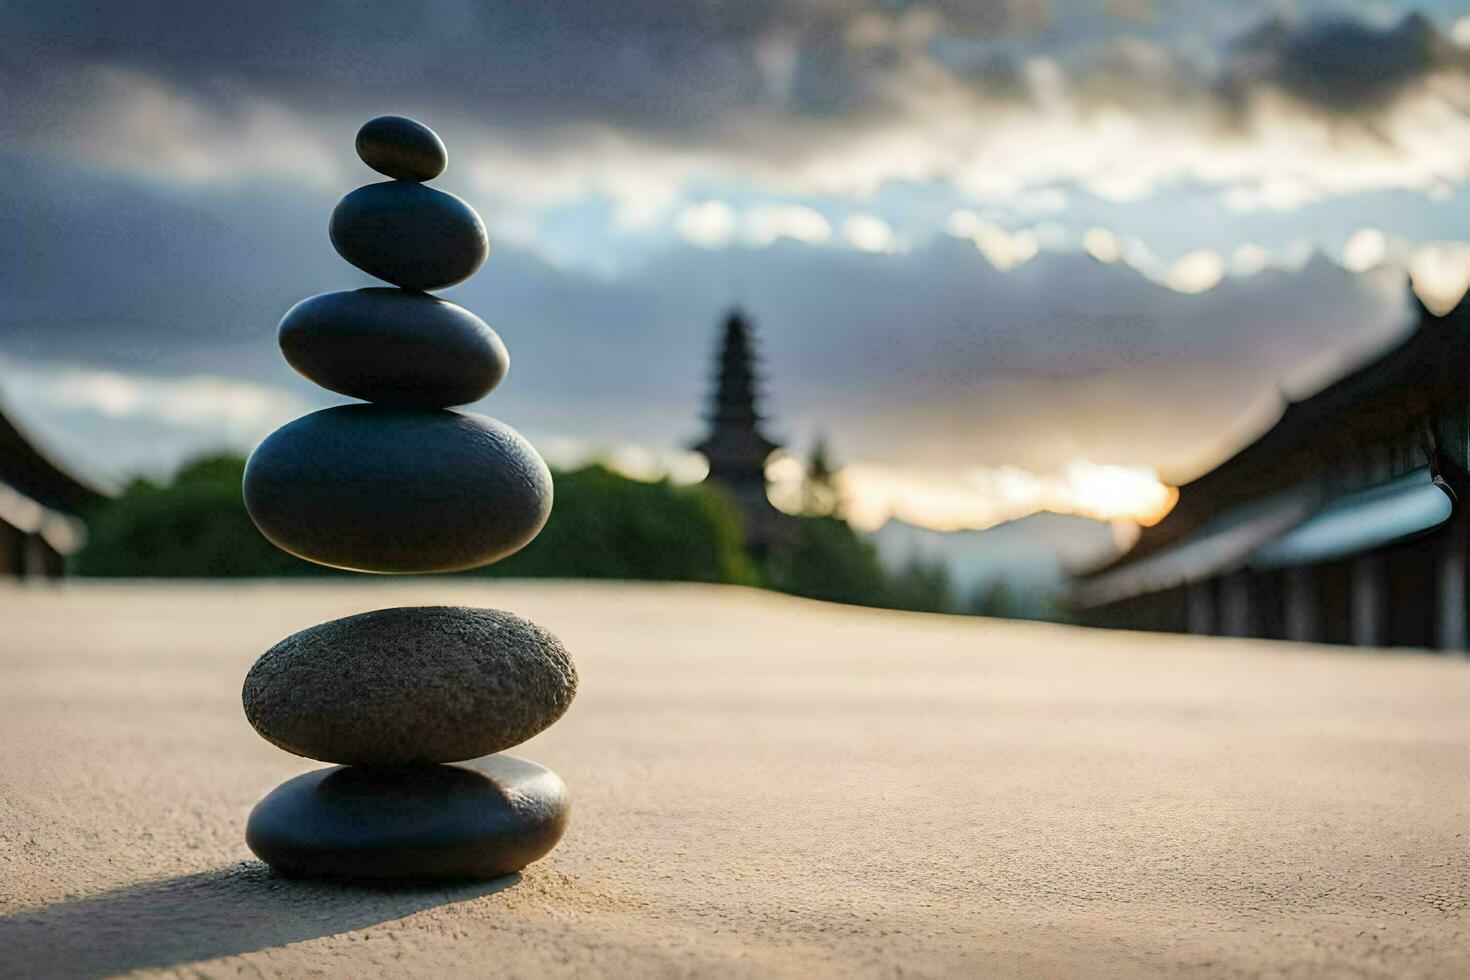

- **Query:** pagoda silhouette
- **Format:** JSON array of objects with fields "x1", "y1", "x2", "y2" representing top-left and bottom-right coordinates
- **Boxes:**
[{"x1": 692, "y1": 308, "x2": 794, "y2": 557}]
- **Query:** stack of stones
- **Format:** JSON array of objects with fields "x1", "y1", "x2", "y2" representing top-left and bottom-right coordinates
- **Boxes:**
[{"x1": 239, "y1": 116, "x2": 578, "y2": 880}]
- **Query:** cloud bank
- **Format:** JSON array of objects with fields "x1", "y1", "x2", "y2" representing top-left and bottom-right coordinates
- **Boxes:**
[{"x1": 0, "y1": 0, "x2": 1465, "y2": 529}]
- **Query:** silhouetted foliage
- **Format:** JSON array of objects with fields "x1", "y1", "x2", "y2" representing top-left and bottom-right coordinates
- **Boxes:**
[
  {"x1": 761, "y1": 515, "x2": 890, "y2": 606},
  {"x1": 802, "y1": 435, "x2": 842, "y2": 518},
  {"x1": 71, "y1": 453, "x2": 326, "y2": 577},
  {"x1": 888, "y1": 556, "x2": 957, "y2": 614},
  {"x1": 480, "y1": 464, "x2": 756, "y2": 584},
  {"x1": 71, "y1": 453, "x2": 973, "y2": 616},
  {"x1": 72, "y1": 454, "x2": 755, "y2": 584},
  {"x1": 968, "y1": 579, "x2": 1017, "y2": 618}
]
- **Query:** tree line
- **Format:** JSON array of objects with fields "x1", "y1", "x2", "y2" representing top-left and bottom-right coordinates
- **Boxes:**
[{"x1": 70, "y1": 448, "x2": 997, "y2": 617}]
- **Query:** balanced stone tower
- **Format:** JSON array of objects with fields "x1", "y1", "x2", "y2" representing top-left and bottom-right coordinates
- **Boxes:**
[{"x1": 240, "y1": 116, "x2": 577, "y2": 879}]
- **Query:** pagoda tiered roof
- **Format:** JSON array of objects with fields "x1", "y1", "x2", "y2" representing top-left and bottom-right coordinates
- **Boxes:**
[{"x1": 691, "y1": 309, "x2": 781, "y2": 465}]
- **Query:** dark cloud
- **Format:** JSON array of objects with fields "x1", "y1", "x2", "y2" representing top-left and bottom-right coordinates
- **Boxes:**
[
  {"x1": 1234, "y1": 12, "x2": 1450, "y2": 112},
  {"x1": 0, "y1": 1, "x2": 1450, "y2": 486},
  {"x1": 0, "y1": 157, "x2": 333, "y2": 377},
  {"x1": 0, "y1": 155, "x2": 1410, "y2": 477},
  {"x1": 0, "y1": 0, "x2": 855, "y2": 129},
  {"x1": 956, "y1": 50, "x2": 1030, "y2": 99},
  {"x1": 5, "y1": 0, "x2": 1456, "y2": 146},
  {"x1": 933, "y1": 2, "x2": 1034, "y2": 35}
]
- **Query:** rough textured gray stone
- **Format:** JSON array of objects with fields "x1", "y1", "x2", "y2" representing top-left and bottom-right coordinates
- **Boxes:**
[
  {"x1": 278, "y1": 288, "x2": 508, "y2": 407},
  {"x1": 243, "y1": 405, "x2": 551, "y2": 573},
  {"x1": 246, "y1": 754, "x2": 568, "y2": 880},
  {"x1": 242, "y1": 606, "x2": 578, "y2": 766},
  {"x1": 330, "y1": 181, "x2": 487, "y2": 291},
  {"x1": 355, "y1": 115, "x2": 447, "y2": 182}
]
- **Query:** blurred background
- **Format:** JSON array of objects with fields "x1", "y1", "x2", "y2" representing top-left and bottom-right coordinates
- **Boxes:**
[{"x1": 1, "y1": 0, "x2": 1467, "y2": 625}]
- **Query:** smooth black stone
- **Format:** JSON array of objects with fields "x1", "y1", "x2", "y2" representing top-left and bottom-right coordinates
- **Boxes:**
[
  {"x1": 279, "y1": 289, "x2": 508, "y2": 407},
  {"x1": 243, "y1": 406, "x2": 551, "y2": 573},
  {"x1": 246, "y1": 755, "x2": 569, "y2": 880},
  {"x1": 330, "y1": 181, "x2": 487, "y2": 291},
  {"x1": 356, "y1": 115, "x2": 447, "y2": 182},
  {"x1": 244, "y1": 606, "x2": 578, "y2": 766}
]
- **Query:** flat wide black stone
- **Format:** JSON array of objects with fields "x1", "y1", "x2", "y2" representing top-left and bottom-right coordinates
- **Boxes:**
[
  {"x1": 279, "y1": 288, "x2": 508, "y2": 407},
  {"x1": 330, "y1": 181, "x2": 487, "y2": 291},
  {"x1": 246, "y1": 755, "x2": 568, "y2": 880}
]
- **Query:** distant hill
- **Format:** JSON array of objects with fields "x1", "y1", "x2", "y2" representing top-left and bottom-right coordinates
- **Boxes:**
[{"x1": 869, "y1": 511, "x2": 1124, "y2": 620}]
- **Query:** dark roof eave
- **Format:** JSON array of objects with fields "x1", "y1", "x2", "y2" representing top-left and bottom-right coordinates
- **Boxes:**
[
  {"x1": 1083, "y1": 292, "x2": 1470, "y2": 579},
  {"x1": 0, "y1": 405, "x2": 108, "y2": 515}
]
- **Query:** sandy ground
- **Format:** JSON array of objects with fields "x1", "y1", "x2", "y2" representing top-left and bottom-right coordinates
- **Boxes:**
[{"x1": 2, "y1": 580, "x2": 1469, "y2": 979}]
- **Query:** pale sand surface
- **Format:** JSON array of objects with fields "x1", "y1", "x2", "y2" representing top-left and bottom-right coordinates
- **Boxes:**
[{"x1": 2, "y1": 581, "x2": 1469, "y2": 979}]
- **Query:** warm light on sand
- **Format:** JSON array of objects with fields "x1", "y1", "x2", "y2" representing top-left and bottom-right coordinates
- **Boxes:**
[{"x1": 768, "y1": 454, "x2": 1176, "y2": 533}]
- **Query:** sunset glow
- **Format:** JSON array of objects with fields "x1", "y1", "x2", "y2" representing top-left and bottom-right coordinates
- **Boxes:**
[
  {"x1": 767, "y1": 454, "x2": 1176, "y2": 533},
  {"x1": 2, "y1": 0, "x2": 1464, "y2": 549}
]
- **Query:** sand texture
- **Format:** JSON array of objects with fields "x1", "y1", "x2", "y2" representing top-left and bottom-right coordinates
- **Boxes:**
[{"x1": 2, "y1": 581, "x2": 1469, "y2": 978}]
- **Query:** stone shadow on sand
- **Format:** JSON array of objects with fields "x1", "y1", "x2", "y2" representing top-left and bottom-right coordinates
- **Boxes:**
[{"x1": 0, "y1": 861, "x2": 517, "y2": 978}]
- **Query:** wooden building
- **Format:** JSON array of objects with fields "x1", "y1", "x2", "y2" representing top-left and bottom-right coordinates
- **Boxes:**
[
  {"x1": 1075, "y1": 288, "x2": 1470, "y2": 651},
  {"x1": 0, "y1": 402, "x2": 104, "y2": 578},
  {"x1": 691, "y1": 309, "x2": 794, "y2": 557}
]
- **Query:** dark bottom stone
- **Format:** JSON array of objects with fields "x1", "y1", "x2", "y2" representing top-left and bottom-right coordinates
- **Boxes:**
[{"x1": 246, "y1": 754, "x2": 568, "y2": 880}]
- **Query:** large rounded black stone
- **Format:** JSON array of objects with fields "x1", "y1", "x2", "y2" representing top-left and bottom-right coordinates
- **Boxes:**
[
  {"x1": 246, "y1": 755, "x2": 569, "y2": 880},
  {"x1": 243, "y1": 406, "x2": 551, "y2": 573},
  {"x1": 278, "y1": 289, "x2": 508, "y2": 407},
  {"x1": 244, "y1": 606, "x2": 577, "y2": 766},
  {"x1": 330, "y1": 181, "x2": 487, "y2": 291},
  {"x1": 356, "y1": 115, "x2": 447, "y2": 182}
]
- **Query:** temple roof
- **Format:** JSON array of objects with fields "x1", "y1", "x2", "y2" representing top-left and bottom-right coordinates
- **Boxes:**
[
  {"x1": 1081, "y1": 285, "x2": 1470, "y2": 580},
  {"x1": 0, "y1": 401, "x2": 107, "y2": 517},
  {"x1": 691, "y1": 308, "x2": 782, "y2": 468}
]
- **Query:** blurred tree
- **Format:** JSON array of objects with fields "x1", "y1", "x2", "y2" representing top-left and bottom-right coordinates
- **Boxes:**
[
  {"x1": 967, "y1": 579, "x2": 1018, "y2": 619},
  {"x1": 763, "y1": 437, "x2": 967, "y2": 614},
  {"x1": 888, "y1": 555, "x2": 957, "y2": 614},
  {"x1": 74, "y1": 455, "x2": 756, "y2": 583},
  {"x1": 761, "y1": 515, "x2": 889, "y2": 607},
  {"x1": 802, "y1": 434, "x2": 842, "y2": 518},
  {"x1": 71, "y1": 452, "x2": 973, "y2": 618},
  {"x1": 71, "y1": 453, "x2": 324, "y2": 577},
  {"x1": 482, "y1": 464, "x2": 756, "y2": 584}
]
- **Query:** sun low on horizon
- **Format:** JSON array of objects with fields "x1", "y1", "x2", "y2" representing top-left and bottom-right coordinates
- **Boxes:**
[{"x1": 764, "y1": 453, "x2": 1178, "y2": 534}]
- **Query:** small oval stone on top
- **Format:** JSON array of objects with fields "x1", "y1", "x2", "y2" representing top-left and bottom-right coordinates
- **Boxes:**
[{"x1": 356, "y1": 115, "x2": 447, "y2": 182}]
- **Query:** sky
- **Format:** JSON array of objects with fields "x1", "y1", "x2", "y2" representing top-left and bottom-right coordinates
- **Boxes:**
[{"x1": 1, "y1": 0, "x2": 1468, "y2": 532}]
